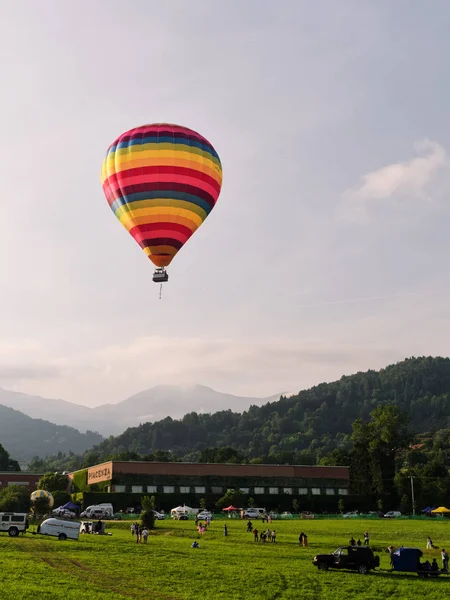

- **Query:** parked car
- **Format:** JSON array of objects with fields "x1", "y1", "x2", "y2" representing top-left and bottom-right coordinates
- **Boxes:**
[
  {"x1": 197, "y1": 511, "x2": 212, "y2": 520},
  {"x1": 300, "y1": 511, "x2": 315, "y2": 519},
  {"x1": 152, "y1": 511, "x2": 166, "y2": 520},
  {"x1": 343, "y1": 511, "x2": 359, "y2": 518},
  {"x1": 242, "y1": 508, "x2": 261, "y2": 519},
  {"x1": 384, "y1": 511, "x2": 402, "y2": 518},
  {"x1": 281, "y1": 512, "x2": 293, "y2": 518},
  {"x1": 52, "y1": 508, "x2": 76, "y2": 519},
  {"x1": 313, "y1": 546, "x2": 380, "y2": 574},
  {"x1": 0, "y1": 512, "x2": 29, "y2": 537}
]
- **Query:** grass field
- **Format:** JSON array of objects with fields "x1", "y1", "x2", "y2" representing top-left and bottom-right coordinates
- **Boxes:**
[{"x1": 0, "y1": 518, "x2": 449, "y2": 599}]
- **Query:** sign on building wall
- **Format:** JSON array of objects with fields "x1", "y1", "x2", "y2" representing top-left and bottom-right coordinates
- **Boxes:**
[{"x1": 87, "y1": 465, "x2": 112, "y2": 484}]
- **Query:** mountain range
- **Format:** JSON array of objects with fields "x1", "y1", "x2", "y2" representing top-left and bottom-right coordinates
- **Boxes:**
[
  {"x1": 0, "y1": 404, "x2": 103, "y2": 463},
  {"x1": 0, "y1": 385, "x2": 281, "y2": 436}
]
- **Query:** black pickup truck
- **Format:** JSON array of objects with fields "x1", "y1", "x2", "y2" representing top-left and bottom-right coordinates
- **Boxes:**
[{"x1": 313, "y1": 546, "x2": 380, "y2": 574}]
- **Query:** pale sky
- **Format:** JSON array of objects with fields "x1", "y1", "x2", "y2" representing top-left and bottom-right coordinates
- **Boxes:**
[{"x1": 1, "y1": 0, "x2": 450, "y2": 407}]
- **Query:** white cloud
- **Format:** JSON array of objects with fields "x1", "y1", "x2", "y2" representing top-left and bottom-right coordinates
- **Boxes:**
[{"x1": 341, "y1": 140, "x2": 449, "y2": 220}]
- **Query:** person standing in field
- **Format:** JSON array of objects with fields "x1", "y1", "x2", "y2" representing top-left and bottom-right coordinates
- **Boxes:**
[
  {"x1": 271, "y1": 530, "x2": 276, "y2": 543},
  {"x1": 299, "y1": 532, "x2": 304, "y2": 546},
  {"x1": 141, "y1": 527, "x2": 149, "y2": 544},
  {"x1": 223, "y1": 524, "x2": 228, "y2": 537},
  {"x1": 363, "y1": 531, "x2": 369, "y2": 545},
  {"x1": 387, "y1": 545, "x2": 395, "y2": 568},
  {"x1": 253, "y1": 528, "x2": 258, "y2": 542},
  {"x1": 442, "y1": 549, "x2": 449, "y2": 571},
  {"x1": 303, "y1": 533, "x2": 308, "y2": 547}
]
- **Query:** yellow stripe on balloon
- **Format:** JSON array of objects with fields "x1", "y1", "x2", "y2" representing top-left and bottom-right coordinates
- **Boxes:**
[
  {"x1": 103, "y1": 150, "x2": 221, "y2": 178},
  {"x1": 103, "y1": 156, "x2": 221, "y2": 184},
  {"x1": 114, "y1": 199, "x2": 207, "y2": 221},
  {"x1": 119, "y1": 207, "x2": 204, "y2": 230}
]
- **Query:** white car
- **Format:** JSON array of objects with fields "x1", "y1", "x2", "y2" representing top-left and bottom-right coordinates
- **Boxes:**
[
  {"x1": 197, "y1": 511, "x2": 212, "y2": 520},
  {"x1": 152, "y1": 511, "x2": 166, "y2": 520},
  {"x1": 343, "y1": 511, "x2": 359, "y2": 518},
  {"x1": 52, "y1": 508, "x2": 76, "y2": 519},
  {"x1": 281, "y1": 511, "x2": 293, "y2": 518},
  {"x1": 243, "y1": 508, "x2": 260, "y2": 519},
  {"x1": 384, "y1": 511, "x2": 401, "y2": 518},
  {"x1": 0, "y1": 512, "x2": 29, "y2": 536}
]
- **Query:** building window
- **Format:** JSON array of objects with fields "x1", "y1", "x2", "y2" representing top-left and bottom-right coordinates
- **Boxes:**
[
  {"x1": 163, "y1": 486, "x2": 174, "y2": 494},
  {"x1": 180, "y1": 486, "x2": 190, "y2": 494},
  {"x1": 211, "y1": 487, "x2": 222, "y2": 494},
  {"x1": 269, "y1": 487, "x2": 279, "y2": 495},
  {"x1": 338, "y1": 488, "x2": 349, "y2": 496},
  {"x1": 8, "y1": 481, "x2": 29, "y2": 486},
  {"x1": 131, "y1": 485, "x2": 143, "y2": 493},
  {"x1": 239, "y1": 487, "x2": 249, "y2": 494},
  {"x1": 254, "y1": 487, "x2": 265, "y2": 495},
  {"x1": 115, "y1": 485, "x2": 126, "y2": 493},
  {"x1": 326, "y1": 488, "x2": 335, "y2": 495},
  {"x1": 283, "y1": 487, "x2": 292, "y2": 495},
  {"x1": 298, "y1": 488, "x2": 308, "y2": 495},
  {"x1": 311, "y1": 488, "x2": 321, "y2": 495},
  {"x1": 194, "y1": 486, "x2": 205, "y2": 494},
  {"x1": 147, "y1": 485, "x2": 157, "y2": 493}
]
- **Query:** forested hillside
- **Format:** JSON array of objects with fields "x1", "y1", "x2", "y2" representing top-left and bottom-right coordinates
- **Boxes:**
[
  {"x1": 81, "y1": 356, "x2": 449, "y2": 463},
  {"x1": 25, "y1": 357, "x2": 450, "y2": 509},
  {"x1": 0, "y1": 404, "x2": 103, "y2": 463}
]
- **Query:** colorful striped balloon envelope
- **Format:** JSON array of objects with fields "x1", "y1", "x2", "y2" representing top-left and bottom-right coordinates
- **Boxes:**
[{"x1": 101, "y1": 123, "x2": 222, "y2": 277}]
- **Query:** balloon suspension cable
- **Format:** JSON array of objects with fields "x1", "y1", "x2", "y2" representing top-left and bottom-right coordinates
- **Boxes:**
[{"x1": 159, "y1": 284, "x2": 163, "y2": 300}]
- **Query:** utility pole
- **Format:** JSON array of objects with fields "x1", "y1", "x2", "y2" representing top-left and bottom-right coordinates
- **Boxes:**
[{"x1": 410, "y1": 476, "x2": 416, "y2": 516}]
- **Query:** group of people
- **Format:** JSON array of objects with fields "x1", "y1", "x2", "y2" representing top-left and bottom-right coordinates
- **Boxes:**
[
  {"x1": 349, "y1": 531, "x2": 370, "y2": 546},
  {"x1": 246, "y1": 520, "x2": 276, "y2": 542},
  {"x1": 131, "y1": 522, "x2": 149, "y2": 543},
  {"x1": 252, "y1": 527, "x2": 276, "y2": 542}
]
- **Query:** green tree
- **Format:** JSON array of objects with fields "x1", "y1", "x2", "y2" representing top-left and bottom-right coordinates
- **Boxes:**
[
  {"x1": 33, "y1": 497, "x2": 51, "y2": 516},
  {"x1": 140, "y1": 495, "x2": 156, "y2": 529},
  {"x1": 37, "y1": 473, "x2": 69, "y2": 493},
  {"x1": 338, "y1": 498, "x2": 345, "y2": 513},
  {"x1": 216, "y1": 489, "x2": 246, "y2": 509},
  {"x1": 200, "y1": 498, "x2": 207, "y2": 510},
  {"x1": 0, "y1": 485, "x2": 30, "y2": 512},
  {"x1": 248, "y1": 497, "x2": 255, "y2": 508},
  {"x1": 0, "y1": 443, "x2": 20, "y2": 472}
]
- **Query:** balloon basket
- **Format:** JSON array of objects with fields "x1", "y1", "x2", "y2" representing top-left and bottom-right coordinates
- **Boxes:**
[{"x1": 152, "y1": 268, "x2": 169, "y2": 283}]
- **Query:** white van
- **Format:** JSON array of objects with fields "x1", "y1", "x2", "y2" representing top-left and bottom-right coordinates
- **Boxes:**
[
  {"x1": 0, "y1": 513, "x2": 29, "y2": 537},
  {"x1": 80, "y1": 504, "x2": 113, "y2": 519},
  {"x1": 37, "y1": 518, "x2": 81, "y2": 541}
]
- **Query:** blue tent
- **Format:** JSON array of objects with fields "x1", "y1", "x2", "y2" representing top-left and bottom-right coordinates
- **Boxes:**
[
  {"x1": 421, "y1": 506, "x2": 435, "y2": 513},
  {"x1": 392, "y1": 547, "x2": 423, "y2": 572},
  {"x1": 61, "y1": 501, "x2": 80, "y2": 511}
]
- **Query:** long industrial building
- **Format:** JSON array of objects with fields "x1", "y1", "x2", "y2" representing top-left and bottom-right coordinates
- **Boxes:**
[{"x1": 69, "y1": 461, "x2": 349, "y2": 506}]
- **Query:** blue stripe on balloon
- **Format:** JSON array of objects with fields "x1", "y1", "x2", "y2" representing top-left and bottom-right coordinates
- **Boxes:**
[
  {"x1": 110, "y1": 191, "x2": 212, "y2": 215},
  {"x1": 108, "y1": 136, "x2": 220, "y2": 160}
]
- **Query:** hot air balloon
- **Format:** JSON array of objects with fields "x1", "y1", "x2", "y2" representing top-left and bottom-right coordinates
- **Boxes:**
[
  {"x1": 30, "y1": 489, "x2": 54, "y2": 508},
  {"x1": 101, "y1": 123, "x2": 222, "y2": 284}
]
